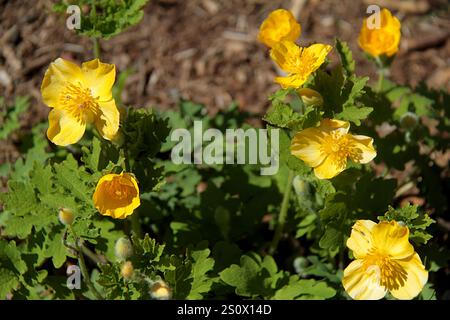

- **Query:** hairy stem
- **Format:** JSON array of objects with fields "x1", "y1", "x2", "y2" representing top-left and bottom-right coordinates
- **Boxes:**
[
  {"x1": 92, "y1": 37, "x2": 100, "y2": 59},
  {"x1": 269, "y1": 170, "x2": 295, "y2": 255},
  {"x1": 69, "y1": 226, "x2": 103, "y2": 300}
]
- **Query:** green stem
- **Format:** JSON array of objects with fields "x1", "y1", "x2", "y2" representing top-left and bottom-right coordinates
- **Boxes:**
[
  {"x1": 377, "y1": 69, "x2": 384, "y2": 92},
  {"x1": 69, "y1": 226, "x2": 103, "y2": 300},
  {"x1": 269, "y1": 170, "x2": 295, "y2": 255},
  {"x1": 92, "y1": 37, "x2": 100, "y2": 59},
  {"x1": 130, "y1": 212, "x2": 142, "y2": 238}
]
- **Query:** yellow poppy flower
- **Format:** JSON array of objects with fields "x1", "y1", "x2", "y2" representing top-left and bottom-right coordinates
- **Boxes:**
[
  {"x1": 358, "y1": 8, "x2": 401, "y2": 57},
  {"x1": 290, "y1": 119, "x2": 376, "y2": 179},
  {"x1": 258, "y1": 9, "x2": 301, "y2": 48},
  {"x1": 41, "y1": 58, "x2": 120, "y2": 146},
  {"x1": 343, "y1": 220, "x2": 428, "y2": 300},
  {"x1": 93, "y1": 172, "x2": 140, "y2": 219},
  {"x1": 270, "y1": 41, "x2": 332, "y2": 89}
]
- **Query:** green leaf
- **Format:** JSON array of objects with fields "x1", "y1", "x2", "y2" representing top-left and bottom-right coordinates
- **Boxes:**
[{"x1": 335, "y1": 39, "x2": 355, "y2": 76}]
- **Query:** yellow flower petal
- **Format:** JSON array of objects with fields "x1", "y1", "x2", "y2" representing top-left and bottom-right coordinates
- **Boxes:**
[
  {"x1": 372, "y1": 221, "x2": 415, "y2": 260},
  {"x1": 41, "y1": 58, "x2": 83, "y2": 109},
  {"x1": 291, "y1": 127, "x2": 327, "y2": 167},
  {"x1": 93, "y1": 172, "x2": 140, "y2": 219},
  {"x1": 270, "y1": 40, "x2": 303, "y2": 73},
  {"x1": 47, "y1": 109, "x2": 86, "y2": 146},
  {"x1": 318, "y1": 119, "x2": 350, "y2": 134},
  {"x1": 348, "y1": 135, "x2": 377, "y2": 164},
  {"x1": 389, "y1": 253, "x2": 428, "y2": 300},
  {"x1": 258, "y1": 9, "x2": 301, "y2": 48},
  {"x1": 313, "y1": 153, "x2": 347, "y2": 179},
  {"x1": 343, "y1": 259, "x2": 387, "y2": 300},
  {"x1": 297, "y1": 88, "x2": 323, "y2": 107},
  {"x1": 81, "y1": 59, "x2": 116, "y2": 100},
  {"x1": 302, "y1": 43, "x2": 333, "y2": 70},
  {"x1": 275, "y1": 73, "x2": 308, "y2": 89},
  {"x1": 95, "y1": 100, "x2": 120, "y2": 141},
  {"x1": 346, "y1": 220, "x2": 377, "y2": 259}
]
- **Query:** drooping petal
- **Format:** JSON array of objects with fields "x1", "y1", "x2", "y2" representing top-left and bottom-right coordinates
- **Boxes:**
[
  {"x1": 372, "y1": 221, "x2": 415, "y2": 260},
  {"x1": 41, "y1": 58, "x2": 83, "y2": 108},
  {"x1": 270, "y1": 40, "x2": 303, "y2": 73},
  {"x1": 95, "y1": 99, "x2": 120, "y2": 141},
  {"x1": 81, "y1": 59, "x2": 116, "y2": 100},
  {"x1": 347, "y1": 220, "x2": 377, "y2": 259},
  {"x1": 348, "y1": 135, "x2": 377, "y2": 164},
  {"x1": 302, "y1": 43, "x2": 333, "y2": 71},
  {"x1": 343, "y1": 260, "x2": 387, "y2": 300},
  {"x1": 389, "y1": 253, "x2": 428, "y2": 300},
  {"x1": 47, "y1": 109, "x2": 86, "y2": 146},
  {"x1": 313, "y1": 153, "x2": 347, "y2": 179}
]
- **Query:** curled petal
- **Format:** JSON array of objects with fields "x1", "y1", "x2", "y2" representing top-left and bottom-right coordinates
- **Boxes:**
[
  {"x1": 47, "y1": 109, "x2": 86, "y2": 146},
  {"x1": 95, "y1": 99, "x2": 120, "y2": 141},
  {"x1": 343, "y1": 259, "x2": 387, "y2": 300},
  {"x1": 319, "y1": 119, "x2": 350, "y2": 134},
  {"x1": 274, "y1": 73, "x2": 308, "y2": 89}
]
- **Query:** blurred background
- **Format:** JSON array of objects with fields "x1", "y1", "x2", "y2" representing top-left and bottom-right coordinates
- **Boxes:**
[{"x1": 0, "y1": 0, "x2": 449, "y2": 164}]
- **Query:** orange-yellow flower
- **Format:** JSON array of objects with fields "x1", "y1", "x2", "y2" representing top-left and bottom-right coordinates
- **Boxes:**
[
  {"x1": 258, "y1": 9, "x2": 301, "y2": 48},
  {"x1": 343, "y1": 220, "x2": 428, "y2": 300},
  {"x1": 270, "y1": 41, "x2": 332, "y2": 89},
  {"x1": 93, "y1": 172, "x2": 140, "y2": 219},
  {"x1": 291, "y1": 119, "x2": 376, "y2": 179},
  {"x1": 358, "y1": 8, "x2": 401, "y2": 57},
  {"x1": 41, "y1": 58, "x2": 119, "y2": 146}
]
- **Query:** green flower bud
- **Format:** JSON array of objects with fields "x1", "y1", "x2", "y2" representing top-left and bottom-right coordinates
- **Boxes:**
[
  {"x1": 114, "y1": 237, "x2": 133, "y2": 261},
  {"x1": 297, "y1": 88, "x2": 323, "y2": 107},
  {"x1": 111, "y1": 129, "x2": 125, "y2": 147},
  {"x1": 400, "y1": 112, "x2": 419, "y2": 130},
  {"x1": 58, "y1": 208, "x2": 74, "y2": 226}
]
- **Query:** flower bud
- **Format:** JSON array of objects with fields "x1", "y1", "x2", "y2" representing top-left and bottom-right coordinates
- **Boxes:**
[
  {"x1": 400, "y1": 112, "x2": 419, "y2": 130},
  {"x1": 150, "y1": 280, "x2": 172, "y2": 300},
  {"x1": 121, "y1": 261, "x2": 134, "y2": 280},
  {"x1": 293, "y1": 256, "x2": 310, "y2": 276},
  {"x1": 296, "y1": 88, "x2": 323, "y2": 107},
  {"x1": 111, "y1": 129, "x2": 125, "y2": 147},
  {"x1": 58, "y1": 208, "x2": 74, "y2": 226},
  {"x1": 114, "y1": 237, "x2": 133, "y2": 261}
]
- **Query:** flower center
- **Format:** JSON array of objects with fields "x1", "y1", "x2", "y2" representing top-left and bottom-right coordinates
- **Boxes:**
[
  {"x1": 364, "y1": 250, "x2": 408, "y2": 291},
  {"x1": 320, "y1": 131, "x2": 352, "y2": 165},
  {"x1": 59, "y1": 83, "x2": 99, "y2": 122}
]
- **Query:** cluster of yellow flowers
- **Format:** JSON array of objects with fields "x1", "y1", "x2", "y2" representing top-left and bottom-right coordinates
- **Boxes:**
[
  {"x1": 41, "y1": 58, "x2": 140, "y2": 220},
  {"x1": 259, "y1": 8, "x2": 426, "y2": 300}
]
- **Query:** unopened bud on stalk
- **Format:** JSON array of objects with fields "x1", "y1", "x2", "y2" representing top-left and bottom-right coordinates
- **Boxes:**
[
  {"x1": 297, "y1": 88, "x2": 323, "y2": 107},
  {"x1": 150, "y1": 280, "x2": 172, "y2": 300},
  {"x1": 121, "y1": 261, "x2": 134, "y2": 280},
  {"x1": 111, "y1": 129, "x2": 125, "y2": 147},
  {"x1": 400, "y1": 112, "x2": 419, "y2": 130},
  {"x1": 58, "y1": 208, "x2": 74, "y2": 226},
  {"x1": 115, "y1": 237, "x2": 133, "y2": 261}
]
